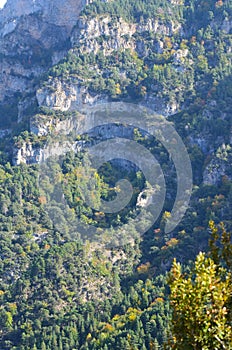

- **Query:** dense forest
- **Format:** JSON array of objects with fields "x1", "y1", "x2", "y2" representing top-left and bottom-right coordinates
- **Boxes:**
[{"x1": 0, "y1": 0, "x2": 231, "y2": 349}]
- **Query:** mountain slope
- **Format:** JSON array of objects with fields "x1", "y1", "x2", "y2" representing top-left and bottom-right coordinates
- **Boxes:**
[{"x1": 0, "y1": 0, "x2": 231, "y2": 349}]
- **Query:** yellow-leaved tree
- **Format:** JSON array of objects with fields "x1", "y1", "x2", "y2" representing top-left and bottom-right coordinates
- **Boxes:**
[{"x1": 168, "y1": 222, "x2": 232, "y2": 350}]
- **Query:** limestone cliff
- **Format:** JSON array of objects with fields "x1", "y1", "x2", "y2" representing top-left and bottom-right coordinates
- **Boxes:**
[
  {"x1": 35, "y1": 13, "x2": 184, "y2": 117},
  {"x1": 0, "y1": 0, "x2": 88, "y2": 126},
  {"x1": 1, "y1": 0, "x2": 231, "y2": 189},
  {"x1": 0, "y1": 0, "x2": 85, "y2": 31},
  {"x1": 36, "y1": 78, "x2": 107, "y2": 112},
  {"x1": 71, "y1": 15, "x2": 182, "y2": 55}
]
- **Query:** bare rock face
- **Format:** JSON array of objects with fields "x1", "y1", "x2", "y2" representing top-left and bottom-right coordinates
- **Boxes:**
[
  {"x1": 0, "y1": 0, "x2": 86, "y2": 127},
  {"x1": 71, "y1": 15, "x2": 182, "y2": 55},
  {"x1": 203, "y1": 144, "x2": 232, "y2": 185},
  {"x1": 203, "y1": 158, "x2": 226, "y2": 185},
  {"x1": 36, "y1": 77, "x2": 107, "y2": 112},
  {"x1": 0, "y1": 0, "x2": 85, "y2": 32}
]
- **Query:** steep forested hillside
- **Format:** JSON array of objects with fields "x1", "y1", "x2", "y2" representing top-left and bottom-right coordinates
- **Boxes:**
[{"x1": 0, "y1": 0, "x2": 231, "y2": 349}]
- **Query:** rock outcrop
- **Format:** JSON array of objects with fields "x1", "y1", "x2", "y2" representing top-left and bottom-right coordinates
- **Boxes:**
[
  {"x1": 71, "y1": 15, "x2": 182, "y2": 55},
  {"x1": 203, "y1": 144, "x2": 232, "y2": 185}
]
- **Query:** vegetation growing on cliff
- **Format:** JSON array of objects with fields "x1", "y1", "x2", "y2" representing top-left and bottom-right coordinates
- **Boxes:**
[{"x1": 0, "y1": 0, "x2": 231, "y2": 349}]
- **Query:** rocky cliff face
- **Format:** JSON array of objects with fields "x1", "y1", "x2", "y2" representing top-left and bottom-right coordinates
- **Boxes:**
[
  {"x1": 35, "y1": 11, "x2": 184, "y2": 117},
  {"x1": 36, "y1": 78, "x2": 107, "y2": 112},
  {"x1": 71, "y1": 15, "x2": 182, "y2": 55},
  {"x1": 203, "y1": 144, "x2": 232, "y2": 185},
  {"x1": 1, "y1": 0, "x2": 232, "y2": 188},
  {"x1": 0, "y1": 0, "x2": 85, "y2": 33},
  {"x1": 0, "y1": 0, "x2": 88, "y2": 126},
  {"x1": 13, "y1": 110, "x2": 136, "y2": 165},
  {"x1": 0, "y1": 0, "x2": 183, "y2": 126}
]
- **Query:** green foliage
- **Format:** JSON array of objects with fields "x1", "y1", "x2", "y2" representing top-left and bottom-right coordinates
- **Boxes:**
[
  {"x1": 168, "y1": 223, "x2": 232, "y2": 349},
  {"x1": 0, "y1": 0, "x2": 232, "y2": 349},
  {"x1": 81, "y1": 0, "x2": 183, "y2": 23}
]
